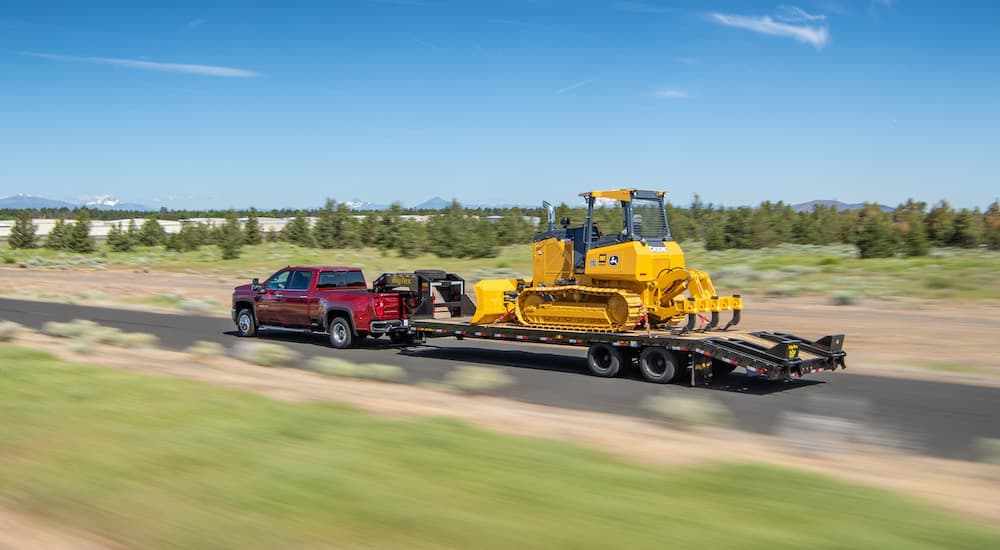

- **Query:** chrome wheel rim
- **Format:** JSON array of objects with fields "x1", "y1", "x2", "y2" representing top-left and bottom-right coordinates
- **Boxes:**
[
  {"x1": 238, "y1": 314, "x2": 251, "y2": 334},
  {"x1": 332, "y1": 324, "x2": 347, "y2": 344}
]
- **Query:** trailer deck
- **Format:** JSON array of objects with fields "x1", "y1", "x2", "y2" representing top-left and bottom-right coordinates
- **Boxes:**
[{"x1": 410, "y1": 317, "x2": 846, "y2": 385}]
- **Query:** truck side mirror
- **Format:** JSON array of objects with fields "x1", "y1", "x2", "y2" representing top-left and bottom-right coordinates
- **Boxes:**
[{"x1": 252, "y1": 278, "x2": 261, "y2": 292}]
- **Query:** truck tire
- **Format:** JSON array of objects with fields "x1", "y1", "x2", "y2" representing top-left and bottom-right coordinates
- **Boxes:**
[
  {"x1": 639, "y1": 347, "x2": 680, "y2": 383},
  {"x1": 235, "y1": 308, "x2": 256, "y2": 337},
  {"x1": 328, "y1": 317, "x2": 354, "y2": 349},
  {"x1": 587, "y1": 343, "x2": 623, "y2": 377}
]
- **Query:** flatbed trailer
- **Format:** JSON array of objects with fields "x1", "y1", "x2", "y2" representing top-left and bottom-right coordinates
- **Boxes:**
[
  {"x1": 409, "y1": 317, "x2": 846, "y2": 385},
  {"x1": 380, "y1": 270, "x2": 846, "y2": 385}
]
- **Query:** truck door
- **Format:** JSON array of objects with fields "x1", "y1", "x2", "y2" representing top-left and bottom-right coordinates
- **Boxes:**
[
  {"x1": 281, "y1": 270, "x2": 314, "y2": 328},
  {"x1": 258, "y1": 269, "x2": 292, "y2": 325}
]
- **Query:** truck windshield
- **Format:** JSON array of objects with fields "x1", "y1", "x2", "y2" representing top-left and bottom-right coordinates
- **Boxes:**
[
  {"x1": 317, "y1": 271, "x2": 366, "y2": 289},
  {"x1": 630, "y1": 197, "x2": 672, "y2": 241}
]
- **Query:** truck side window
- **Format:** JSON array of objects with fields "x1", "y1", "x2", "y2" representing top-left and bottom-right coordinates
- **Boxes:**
[
  {"x1": 317, "y1": 271, "x2": 366, "y2": 288},
  {"x1": 287, "y1": 270, "x2": 313, "y2": 291},
  {"x1": 265, "y1": 270, "x2": 292, "y2": 290}
]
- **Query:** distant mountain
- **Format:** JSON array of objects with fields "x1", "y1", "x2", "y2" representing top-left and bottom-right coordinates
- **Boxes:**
[
  {"x1": 0, "y1": 194, "x2": 75, "y2": 209},
  {"x1": 343, "y1": 200, "x2": 391, "y2": 211},
  {"x1": 84, "y1": 196, "x2": 155, "y2": 211},
  {"x1": 0, "y1": 194, "x2": 155, "y2": 211},
  {"x1": 413, "y1": 196, "x2": 450, "y2": 210},
  {"x1": 792, "y1": 200, "x2": 893, "y2": 213}
]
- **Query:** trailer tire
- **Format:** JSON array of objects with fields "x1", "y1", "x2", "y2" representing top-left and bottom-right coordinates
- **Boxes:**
[
  {"x1": 587, "y1": 343, "x2": 623, "y2": 377},
  {"x1": 235, "y1": 309, "x2": 256, "y2": 337},
  {"x1": 328, "y1": 317, "x2": 354, "y2": 349},
  {"x1": 639, "y1": 347, "x2": 680, "y2": 383}
]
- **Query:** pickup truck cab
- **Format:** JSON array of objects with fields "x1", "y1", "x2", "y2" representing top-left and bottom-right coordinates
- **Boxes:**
[{"x1": 231, "y1": 266, "x2": 409, "y2": 348}]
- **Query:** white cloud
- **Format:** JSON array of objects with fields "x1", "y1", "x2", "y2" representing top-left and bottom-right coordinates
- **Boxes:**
[
  {"x1": 709, "y1": 12, "x2": 829, "y2": 48},
  {"x1": 776, "y1": 5, "x2": 826, "y2": 22},
  {"x1": 21, "y1": 52, "x2": 259, "y2": 78},
  {"x1": 652, "y1": 88, "x2": 689, "y2": 99},
  {"x1": 185, "y1": 18, "x2": 206, "y2": 30},
  {"x1": 554, "y1": 79, "x2": 594, "y2": 95}
]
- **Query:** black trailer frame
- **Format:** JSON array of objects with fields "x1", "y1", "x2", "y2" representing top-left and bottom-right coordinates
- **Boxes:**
[{"x1": 408, "y1": 318, "x2": 846, "y2": 385}]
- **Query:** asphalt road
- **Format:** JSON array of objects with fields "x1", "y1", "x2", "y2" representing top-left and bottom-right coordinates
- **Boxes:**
[{"x1": 3, "y1": 297, "x2": 998, "y2": 460}]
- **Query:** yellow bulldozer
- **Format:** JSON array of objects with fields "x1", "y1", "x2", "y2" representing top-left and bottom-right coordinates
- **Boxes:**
[{"x1": 472, "y1": 189, "x2": 742, "y2": 332}]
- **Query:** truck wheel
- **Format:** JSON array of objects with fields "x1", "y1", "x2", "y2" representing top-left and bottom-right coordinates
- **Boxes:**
[
  {"x1": 328, "y1": 317, "x2": 354, "y2": 349},
  {"x1": 587, "y1": 343, "x2": 623, "y2": 377},
  {"x1": 639, "y1": 347, "x2": 680, "y2": 383},
  {"x1": 236, "y1": 309, "x2": 256, "y2": 337}
]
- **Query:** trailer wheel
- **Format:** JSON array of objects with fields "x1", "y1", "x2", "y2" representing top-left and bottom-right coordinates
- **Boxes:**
[
  {"x1": 587, "y1": 343, "x2": 624, "y2": 377},
  {"x1": 328, "y1": 317, "x2": 354, "y2": 349},
  {"x1": 639, "y1": 347, "x2": 680, "y2": 383}
]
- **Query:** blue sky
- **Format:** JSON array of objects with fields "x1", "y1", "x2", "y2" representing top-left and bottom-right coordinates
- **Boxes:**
[{"x1": 1, "y1": 0, "x2": 997, "y2": 210}]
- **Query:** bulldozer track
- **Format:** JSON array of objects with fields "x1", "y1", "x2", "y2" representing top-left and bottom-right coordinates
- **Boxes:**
[{"x1": 513, "y1": 285, "x2": 645, "y2": 332}]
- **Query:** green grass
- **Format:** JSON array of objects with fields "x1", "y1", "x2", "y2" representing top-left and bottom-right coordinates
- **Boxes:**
[{"x1": 1, "y1": 344, "x2": 997, "y2": 549}]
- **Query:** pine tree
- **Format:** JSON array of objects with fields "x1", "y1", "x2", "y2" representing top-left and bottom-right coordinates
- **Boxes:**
[
  {"x1": 46, "y1": 219, "x2": 70, "y2": 249},
  {"x1": 67, "y1": 209, "x2": 96, "y2": 253},
  {"x1": 376, "y1": 203, "x2": 404, "y2": 251},
  {"x1": 218, "y1": 211, "x2": 244, "y2": 259},
  {"x1": 265, "y1": 228, "x2": 281, "y2": 243},
  {"x1": 313, "y1": 199, "x2": 340, "y2": 249},
  {"x1": 855, "y1": 205, "x2": 896, "y2": 259},
  {"x1": 107, "y1": 222, "x2": 134, "y2": 252},
  {"x1": 496, "y1": 207, "x2": 534, "y2": 245},
  {"x1": 282, "y1": 212, "x2": 315, "y2": 247},
  {"x1": 898, "y1": 200, "x2": 930, "y2": 257},
  {"x1": 244, "y1": 208, "x2": 262, "y2": 245},
  {"x1": 926, "y1": 201, "x2": 956, "y2": 246},
  {"x1": 394, "y1": 219, "x2": 428, "y2": 258},
  {"x1": 8, "y1": 211, "x2": 38, "y2": 249},
  {"x1": 136, "y1": 218, "x2": 166, "y2": 246},
  {"x1": 951, "y1": 208, "x2": 985, "y2": 247},
  {"x1": 127, "y1": 219, "x2": 138, "y2": 242},
  {"x1": 359, "y1": 213, "x2": 380, "y2": 247},
  {"x1": 704, "y1": 222, "x2": 727, "y2": 250},
  {"x1": 985, "y1": 200, "x2": 1000, "y2": 250}
]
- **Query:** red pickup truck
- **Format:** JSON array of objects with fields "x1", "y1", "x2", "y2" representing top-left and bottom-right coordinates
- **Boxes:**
[{"x1": 231, "y1": 266, "x2": 410, "y2": 348}]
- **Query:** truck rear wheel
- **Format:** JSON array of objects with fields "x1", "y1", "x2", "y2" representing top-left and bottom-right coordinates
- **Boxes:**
[
  {"x1": 587, "y1": 343, "x2": 623, "y2": 377},
  {"x1": 639, "y1": 347, "x2": 680, "y2": 383},
  {"x1": 236, "y1": 309, "x2": 256, "y2": 337},
  {"x1": 328, "y1": 317, "x2": 354, "y2": 349}
]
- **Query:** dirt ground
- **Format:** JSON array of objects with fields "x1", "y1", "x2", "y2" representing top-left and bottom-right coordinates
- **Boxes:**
[
  {"x1": 3, "y1": 266, "x2": 1000, "y2": 382},
  {"x1": 6, "y1": 330, "x2": 1000, "y2": 529}
]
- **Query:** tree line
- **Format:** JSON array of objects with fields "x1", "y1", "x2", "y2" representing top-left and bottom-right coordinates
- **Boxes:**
[{"x1": 6, "y1": 197, "x2": 1000, "y2": 259}]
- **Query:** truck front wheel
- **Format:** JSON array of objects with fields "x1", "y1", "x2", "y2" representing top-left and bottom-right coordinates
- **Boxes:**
[
  {"x1": 328, "y1": 317, "x2": 354, "y2": 349},
  {"x1": 236, "y1": 309, "x2": 256, "y2": 337}
]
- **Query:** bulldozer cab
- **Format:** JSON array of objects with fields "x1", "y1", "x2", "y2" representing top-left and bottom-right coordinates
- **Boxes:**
[{"x1": 540, "y1": 190, "x2": 673, "y2": 272}]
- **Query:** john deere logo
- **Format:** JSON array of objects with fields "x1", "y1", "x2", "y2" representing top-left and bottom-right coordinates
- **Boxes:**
[
  {"x1": 788, "y1": 344, "x2": 799, "y2": 359},
  {"x1": 609, "y1": 255, "x2": 619, "y2": 266}
]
